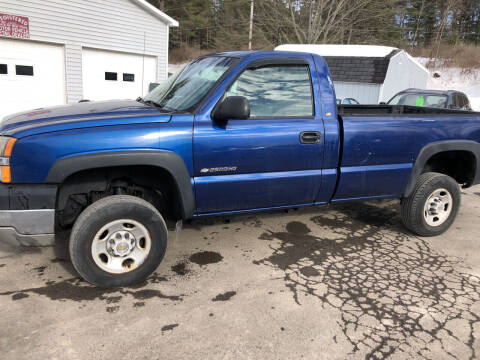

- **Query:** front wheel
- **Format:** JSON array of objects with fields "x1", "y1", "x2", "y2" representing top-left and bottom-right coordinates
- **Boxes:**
[
  {"x1": 401, "y1": 172, "x2": 460, "y2": 237},
  {"x1": 69, "y1": 195, "x2": 167, "y2": 287}
]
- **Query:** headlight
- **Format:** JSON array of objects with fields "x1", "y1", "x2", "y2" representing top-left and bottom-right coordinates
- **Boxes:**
[{"x1": 0, "y1": 136, "x2": 17, "y2": 183}]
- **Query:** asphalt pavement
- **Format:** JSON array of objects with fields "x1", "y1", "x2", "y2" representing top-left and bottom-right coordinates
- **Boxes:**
[{"x1": 1, "y1": 189, "x2": 480, "y2": 359}]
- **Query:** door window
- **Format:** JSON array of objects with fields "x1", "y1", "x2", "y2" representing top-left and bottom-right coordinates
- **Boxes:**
[{"x1": 227, "y1": 65, "x2": 313, "y2": 118}]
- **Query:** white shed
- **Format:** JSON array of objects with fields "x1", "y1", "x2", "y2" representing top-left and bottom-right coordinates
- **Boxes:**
[
  {"x1": 275, "y1": 44, "x2": 429, "y2": 104},
  {"x1": 0, "y1": 0, "x2": 178, "y2": 119}
]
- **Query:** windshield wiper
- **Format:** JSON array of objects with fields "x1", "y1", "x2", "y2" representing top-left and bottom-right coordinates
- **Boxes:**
[
  {"x1": 137, "y1": 97, "x2": 171, "y2": 112},
  {"x1": 136, "y1": 97, "x2": 157, "y2": 107},
  {"x1": 136, "y1": 97, "x2": 189, "y2": 114}
]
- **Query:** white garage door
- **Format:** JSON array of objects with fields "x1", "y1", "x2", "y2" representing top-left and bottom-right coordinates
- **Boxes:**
[
  {"x1": 0, "y1": 39, "x2": 65, "y2": 120},
  {"x1": 82, "y1": 48, "x2": 157, "y2": 101}
]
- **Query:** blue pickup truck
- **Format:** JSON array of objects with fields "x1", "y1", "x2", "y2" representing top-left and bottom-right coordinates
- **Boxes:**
[{"x1": 1, "y1": 51, "x2": 479, "y2": 287}]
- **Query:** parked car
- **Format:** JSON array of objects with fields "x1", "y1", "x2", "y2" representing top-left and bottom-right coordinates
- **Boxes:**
[
  {"x1": 386, "y1": 88, "x2": 472, "y2": 110},
  {"x1": 1, "y1": 51, "x2": 480, "y2": 287},
  {"x1": 337, "y1": 98, "x2": 360, "y2": 105}
]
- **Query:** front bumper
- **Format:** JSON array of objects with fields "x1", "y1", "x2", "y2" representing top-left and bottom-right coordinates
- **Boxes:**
[{"x1": 0, "y1": 184, "x2": 57, "y2": 246}]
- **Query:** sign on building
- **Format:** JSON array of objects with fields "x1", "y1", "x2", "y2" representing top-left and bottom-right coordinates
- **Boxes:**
[{"x1": 0, "y1": 13, "x2": 30, "y2": 39}]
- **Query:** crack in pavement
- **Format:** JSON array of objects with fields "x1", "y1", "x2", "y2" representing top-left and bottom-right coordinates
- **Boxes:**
[{"x1": 254, "y1": 202, "x2": 480, "y2": 359}]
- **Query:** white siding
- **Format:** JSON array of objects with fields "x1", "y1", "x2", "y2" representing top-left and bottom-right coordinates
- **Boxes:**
[
  {"x1": 334, "y1": 82, "x2": 381, "y2": 104},
  {"x1": 0, "y1": 0, "x2": 170, "y2": 103},
  {"x1": 380, "y1": 51, "x2": 429, "y2": 102}
]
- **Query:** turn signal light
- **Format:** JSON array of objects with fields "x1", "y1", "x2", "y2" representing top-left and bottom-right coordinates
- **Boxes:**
[{"x1": 0, "y1": 137, "x2": 16, "y2": 183}]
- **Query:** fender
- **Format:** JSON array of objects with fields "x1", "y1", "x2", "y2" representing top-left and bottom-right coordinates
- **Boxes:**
[
  {"x1": 46, "y1": 150, "x2": 195, "y2": 219},
  {"x1": 403, "y1": 140, "x2": 480, "y2": 198}
]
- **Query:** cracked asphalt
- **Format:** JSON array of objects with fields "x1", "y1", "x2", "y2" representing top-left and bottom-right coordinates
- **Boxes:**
[{"x1": 1, "y1": 189, "x2": 480, "y2": 359}]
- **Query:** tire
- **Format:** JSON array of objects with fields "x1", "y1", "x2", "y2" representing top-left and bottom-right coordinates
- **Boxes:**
[
  {"x1": 69, "y1": 195, "x2": 167, "y2": 287},
  {"x1": 401, "y1": 172, "x2": 460, "y2": 237}
]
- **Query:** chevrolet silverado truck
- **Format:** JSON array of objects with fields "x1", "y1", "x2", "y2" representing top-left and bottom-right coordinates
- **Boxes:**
[{"x1": 1, "y1": 51, "x2": 479, "y2": 287}]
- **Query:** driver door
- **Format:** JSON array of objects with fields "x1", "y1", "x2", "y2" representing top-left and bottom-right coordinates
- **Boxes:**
[{"x1": 193, "y1": 58, "x2": 325, "y2": 214}]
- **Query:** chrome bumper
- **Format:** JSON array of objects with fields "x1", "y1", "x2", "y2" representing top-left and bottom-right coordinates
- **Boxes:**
[{"x1": 0, "y1": 209, "x2": 55, "y2": 246}]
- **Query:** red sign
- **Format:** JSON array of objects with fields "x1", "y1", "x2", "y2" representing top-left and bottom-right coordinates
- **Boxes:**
[{"x1": 0, "y1": 13, "x2": 30, "y2": 39}]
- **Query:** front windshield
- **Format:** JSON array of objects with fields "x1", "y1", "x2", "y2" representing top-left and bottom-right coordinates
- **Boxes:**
[
  {"x1": 388, "y1": 93, "x2": 448, "y2": 108},
  {"x1": 143, "y1": 56, "x2": 236, "y2": 112}
]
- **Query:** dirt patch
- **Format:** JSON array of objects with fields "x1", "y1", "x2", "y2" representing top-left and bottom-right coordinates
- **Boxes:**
[
  {"x1": 189, "y1": 251, "x2": 223, "y2": 266},
  {"x1": 161, "y1": 323, "x2": 179, "y2": 332},
  {"x1": 106, "y1": 306, "x2": 120, "y2": 313},
  {"x1": 122, "y1": 289, "x2": 182, "y2": 302},
  {"x1": 0, "y1": 278, "x2": 182, "y2": 304},
  {"x1": 171, "y1": 261, "x2": 189, "y2": 276},
  {"x1": 105, "y1": 296, "x2": 122, "y2": 304},
  {"x1": 212, "y1": 291, "x2": 236, "y2": 302},
  {"x1": 12, "y1": 293, "x2": 29, "y2": 300},
  {"x1": 33, "y1": 266, "x2": 47, "y2": 276}
]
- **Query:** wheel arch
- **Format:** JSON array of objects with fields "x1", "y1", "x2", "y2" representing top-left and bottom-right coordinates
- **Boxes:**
[
  {"x1": 403, "y1": 140, "x2": 480, "y2": 198},
  {"x1": 47, "y1": 150, "x2": 195, "y2": 219}
]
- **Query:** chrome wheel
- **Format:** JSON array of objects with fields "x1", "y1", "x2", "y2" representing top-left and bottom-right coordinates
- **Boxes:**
[
  {"x1": 91, "y1": 219, "x2": 151, "y2": 274},
  {"x1": 423, "y1": 188, "x2": 453, "y2": 227}
]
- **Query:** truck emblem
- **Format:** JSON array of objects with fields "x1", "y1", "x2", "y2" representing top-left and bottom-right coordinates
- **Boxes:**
[{"x1": 201, "y1": 167, "x2": 237, "y2": 173}]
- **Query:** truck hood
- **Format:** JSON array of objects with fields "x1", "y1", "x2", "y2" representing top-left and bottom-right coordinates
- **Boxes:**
[{"x1": 0, "y1": 100, "x2": 171, "y2": 138}]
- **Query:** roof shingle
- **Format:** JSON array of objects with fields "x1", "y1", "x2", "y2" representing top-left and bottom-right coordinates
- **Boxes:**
[{"x1": 323, "y1": 50, "x2": 400, "y2": 84}]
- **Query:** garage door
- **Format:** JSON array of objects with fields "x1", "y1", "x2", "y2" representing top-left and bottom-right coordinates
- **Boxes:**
[
  {"x1": 0, "y1": 39, "x2": 65, "y2": 120},
  {"x1": 82, "y1": 48, "x2": 157, "y2": 101}
]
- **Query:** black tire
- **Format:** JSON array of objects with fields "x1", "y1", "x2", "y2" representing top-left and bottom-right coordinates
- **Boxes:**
[
  {"x1": 401, "y1": 172, "x2": 460, "y2": 237},
  {"x1": 69, "y1": 195, "x2": 167, "y2": 287}
]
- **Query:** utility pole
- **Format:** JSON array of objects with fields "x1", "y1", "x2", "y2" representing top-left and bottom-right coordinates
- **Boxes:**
[{"x1": 248, "y1": 0, "x2": 254, "y2": 50}]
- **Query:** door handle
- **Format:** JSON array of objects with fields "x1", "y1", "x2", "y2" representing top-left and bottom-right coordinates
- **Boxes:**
[{"x1": 300, "y1": 131, "x2": 321, "y2": 144}]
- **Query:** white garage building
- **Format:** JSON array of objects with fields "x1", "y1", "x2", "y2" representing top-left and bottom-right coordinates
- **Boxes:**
[
  {"x1": 0, "y1": 0, "x2": 178, "y2": 118},
  {"x1": 276, "y1": 44, "x2": 429, "y2": 104}
]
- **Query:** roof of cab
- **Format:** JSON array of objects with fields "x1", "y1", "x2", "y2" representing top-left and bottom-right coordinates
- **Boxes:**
[{"x1": 211, "y1": 50, "x2": 316, "y2": 59}]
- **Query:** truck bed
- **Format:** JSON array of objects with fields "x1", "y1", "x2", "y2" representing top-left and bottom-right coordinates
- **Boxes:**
[{"x1": 333, "y1": 105, "x2": 480, "y2": 202}]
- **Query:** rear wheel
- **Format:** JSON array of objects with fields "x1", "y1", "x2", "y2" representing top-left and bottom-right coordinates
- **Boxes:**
[
  {"x1": 401, "y1": 172, "x2": 460, "y2": 237},
  {"x1": 69, "y1": 195, "x2": 167, "y2": 287}
]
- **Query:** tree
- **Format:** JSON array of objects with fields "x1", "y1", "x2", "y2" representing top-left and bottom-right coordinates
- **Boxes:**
[{"x1": 255, "y1": 0, "x2": 397, "y2": 46}]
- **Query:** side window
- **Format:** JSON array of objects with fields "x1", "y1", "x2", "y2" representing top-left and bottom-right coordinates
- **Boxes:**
[
  {"x1": 452, "y1": 94, "x2": 460, "y2": 108},
  {"x1": 227, "y1": 65, "x2": 313, "y2": 118},
  {"x1": 461, "y1": 95, "x2": 469, "y2": 109},
  {"x1": 458, "y1": 94, "x2": 465, "y2": 108}
]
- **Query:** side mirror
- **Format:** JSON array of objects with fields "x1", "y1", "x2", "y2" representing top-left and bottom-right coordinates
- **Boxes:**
[
  {"x1": 379, "y1": 101, "x2": 386, "y2": 105},
  {"x1": 214, "y1": 96, "x2": 250, "y2": 121},
  {"x1": 149, "y1": 82, "x2": 160, "y2": 92}
]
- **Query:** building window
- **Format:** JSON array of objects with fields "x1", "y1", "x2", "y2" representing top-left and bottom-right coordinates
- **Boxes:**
[
  {"x1": 0, "y1": 64, "x2": 7, "y2": 74},
  {"x1": 105, "y1": 72, "x2": 117, "y2": 81},
  {"x1": 123, "y1": 73, "x2": 135, "y2": 82},
  {"x1": 16, "y1": 65, "x2": 34, "y2": 76}
]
